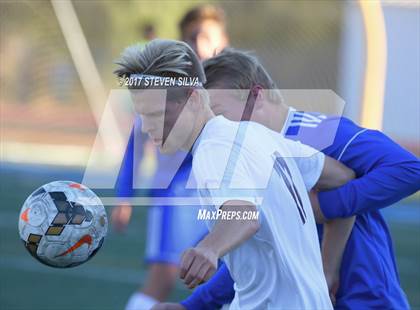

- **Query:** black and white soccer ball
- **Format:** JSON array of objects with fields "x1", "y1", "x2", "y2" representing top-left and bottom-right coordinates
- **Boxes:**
[{"x1": 18, "y1": 181, "x2": 108, "y2": 268}]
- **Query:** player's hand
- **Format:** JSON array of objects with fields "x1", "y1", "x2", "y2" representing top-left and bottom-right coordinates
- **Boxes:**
[
  {"x1": 179, "y1": 246, "x2": 218, "y2": 289},
  {"x1": 324, "y1": 269, "x2": 340, "y2": 306},
  {"x1": 111, "y1": 203, "x2": 132, "y2": 232},
  {"x1": 151, "y1": 303, "x2": 186, "y2": 310}
]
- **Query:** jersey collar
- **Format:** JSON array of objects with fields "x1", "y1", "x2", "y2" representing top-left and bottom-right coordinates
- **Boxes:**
[{"x1": 279, "y1": 107, "x2": 297, "y2": 137}]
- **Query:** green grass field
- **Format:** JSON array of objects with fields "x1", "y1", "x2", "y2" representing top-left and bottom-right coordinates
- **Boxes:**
[{"x1": 1, "y1": 164, "x2": 419, "y2": 309}]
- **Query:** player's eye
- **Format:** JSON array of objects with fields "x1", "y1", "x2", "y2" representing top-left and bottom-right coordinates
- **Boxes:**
[{"x1": 146, "y1": 112, "x2": 160, "y2": 118}]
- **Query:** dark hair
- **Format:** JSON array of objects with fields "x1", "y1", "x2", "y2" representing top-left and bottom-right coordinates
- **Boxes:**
[
  {"x1": 141, "y1": 23, "x2": 156, "y2": 40},
  {"x1": 179, "y1": 5, "x2": 226, "y2": 40}
]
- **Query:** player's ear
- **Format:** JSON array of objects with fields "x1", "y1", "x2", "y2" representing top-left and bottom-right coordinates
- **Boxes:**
[
  {"x1": 252, "y1": 84, "x2": 264, "y2": 110},
  {"x1": 251, "y1": 84, "x2": 262, "y2": 97},
  {"x1": 188, "y1": 89, "x2": 202, "y2": 112}
]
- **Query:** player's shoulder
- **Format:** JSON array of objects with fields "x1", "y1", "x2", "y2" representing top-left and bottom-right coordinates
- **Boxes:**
[
  {"x1": 197, "y1": 116, "x2": 275, "y2": 151},
  {"x1": 192, "y1": 117, "x2": 271, "y2": 177},
  {"x1": 315, "y1": 113, "x2": 361, "y2": 131},
  {"x1": 194, "y1": 116, "x2": 236, "y2": 150},
  {"x1": 191, "y1": 117, "x2": 234, "y2": 178},
  {"x1": 289, "y1": 110, "x2": 359, "y2": 128},
  {"x1": 285, "y1": 110, "x2": 366, "y2": 152}
]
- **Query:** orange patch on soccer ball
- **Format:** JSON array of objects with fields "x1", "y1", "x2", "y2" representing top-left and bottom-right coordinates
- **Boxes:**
[
  {"x1": 69, "y1": 183, "x2": 85, "y2": 191},
  {"x1": 55, "y1": 234, "x2": 93, "y2": 257},
  {"x1": 21, "y1": 208, "x2": 30, "y2": 223}
]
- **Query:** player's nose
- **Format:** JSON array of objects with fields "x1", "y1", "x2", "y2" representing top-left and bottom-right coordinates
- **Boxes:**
[{"x1": 141, "y1": 119, "x2": 153, "y2": 134}]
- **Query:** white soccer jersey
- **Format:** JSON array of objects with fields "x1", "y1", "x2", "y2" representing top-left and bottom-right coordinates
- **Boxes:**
[{"x1": 192, "y1": 116, "x2": 332, "y2": 310}]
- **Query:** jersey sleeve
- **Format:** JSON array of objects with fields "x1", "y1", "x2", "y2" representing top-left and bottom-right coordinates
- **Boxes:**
[
  {"x1": 318, "y1": 129, "x2": 420, "y2": 218},
  {"x1": 193, "y1": 141, "x2": 260, "y2": 210},
  {"x1": 180, "y1": 263, "x2": 235, "y2": 310},
  {"x1": 282, "y1": 138, "x2": 325, "y2": 191},
  {"x1": 115, "y1": 119, "x2": 146, "y2": 199},
  {"x1": 115, "y1": 129, "x2": 135, "y2": 198}
]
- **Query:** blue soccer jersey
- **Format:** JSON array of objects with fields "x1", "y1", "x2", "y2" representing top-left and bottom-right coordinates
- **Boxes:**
[{"x1": 181, "y1": 110, "x2": 420, "y2": 309}]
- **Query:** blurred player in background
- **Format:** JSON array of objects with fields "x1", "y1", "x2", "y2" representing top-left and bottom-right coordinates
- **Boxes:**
[
  {"x1": 142, "y1": 23, "x2": 156, "y2": 42},
  {"x1": 112, "y1": 5, "x2": 229, "y2": 310},
  {"x1": 115, "y1": 38, "x2": 359, "y2": 310},
  {"x1": 156, "y1": 49, "x2": 420, "y2": 310},
  {"x1": 111, "y1": 22, "x2": 157, "y2": 234},
  {"x1": 179, "y1": 4, "x2": 229, "y2": 60}
]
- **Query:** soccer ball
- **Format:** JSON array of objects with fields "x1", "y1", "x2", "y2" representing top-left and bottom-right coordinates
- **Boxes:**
[{"x1": 18, "y1": 181, "x2": 108, "y2": 268}]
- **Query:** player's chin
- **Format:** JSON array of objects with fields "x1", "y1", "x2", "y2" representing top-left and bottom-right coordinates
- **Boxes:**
[{"x1": 159, "y1": 145, "x2": 177, "y2": 155}]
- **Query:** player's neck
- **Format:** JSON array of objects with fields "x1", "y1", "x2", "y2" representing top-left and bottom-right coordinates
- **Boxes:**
[
  {"x1": 266, "y1": 102, "x2": 289, "y2": 133},
  {"x1": 184, "y1": 107, "x2": 215, "y2": 152}
]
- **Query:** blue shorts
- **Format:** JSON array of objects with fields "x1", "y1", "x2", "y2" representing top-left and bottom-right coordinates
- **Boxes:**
[
  {"x1": 144, "y1": 159, "x2": 208, "y2": 265},
  {"x1": 145, "y1": 205, "x2": 208, "y2": 265}
]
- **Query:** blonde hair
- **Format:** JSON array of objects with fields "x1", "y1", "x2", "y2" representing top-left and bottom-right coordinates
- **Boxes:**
[
  {"x1": 114, "y1": 39, "x2": 206, "y2": 84},
  {"x1": 203, "y1": 48, "x2": 282, "y2": 103}
]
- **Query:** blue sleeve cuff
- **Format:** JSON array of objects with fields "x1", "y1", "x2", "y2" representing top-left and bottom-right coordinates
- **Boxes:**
[
  {"x1": 180, "y1": 299, "x2": 194, "y2": 310},
  {"x1": 116, "y1": 188, "x2": 134, "y2": 199},
  {"x1": 180, "y1": 287, "x2": 208, "y2": 310}
]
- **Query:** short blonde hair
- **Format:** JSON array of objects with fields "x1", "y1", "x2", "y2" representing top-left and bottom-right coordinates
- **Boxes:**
[
  {"x1": 114, "y1": 39, "x2": 206, "y2": 84},
  {"x1": 203, "y1": 48, "x2": 282, "y2": 103}
]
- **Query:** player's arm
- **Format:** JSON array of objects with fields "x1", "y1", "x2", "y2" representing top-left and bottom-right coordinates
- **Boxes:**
[
  {"x1": 285, "y1": 139, "x2": 356, "y2": 303},
  {"x1": 309, "y1": 191, "x2": 355, "y2": 305},
  {"x1": 307, "y1": 156, "x2": 356, "y2": 304},
  {"x1": 314, "y1": 156, "x2": 356, "y2": 192},
  {"x1": 112, "y1": 120, "x2": 146, "y2": 231},
  {"x1": 112, "y1": 129, "x2": 135, "y2": 231},
  {"x1": 180, "y1": 262, "x2": 234, "y2": 310},
  {"x1": 282, "y1": 139, "x2": 356, "y2": 221},
  {"x1": 322, "y1": 216, "x2": 355, "y2": 305},
  {"x1": 318, "y1": 129, "x2": 420, "y2": 219},
  {"x1": 180, "y1": 200, "x2": 259, "y2": 289},
  {"x1": 307, "y1": 155, "x2": 356, "y2": 303},
  {"x1": 309, "y1": 155, "x2": 356, "y2": 223},
  {"x1": 318, "y1": 131, "x2": 419, "y2": 300},
  {"x1": 151, "y1": 263, "x2": 235, "y2": 310},
  {"x1": 180, "y1": 141, "x2": 260, "y2": 290}
]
